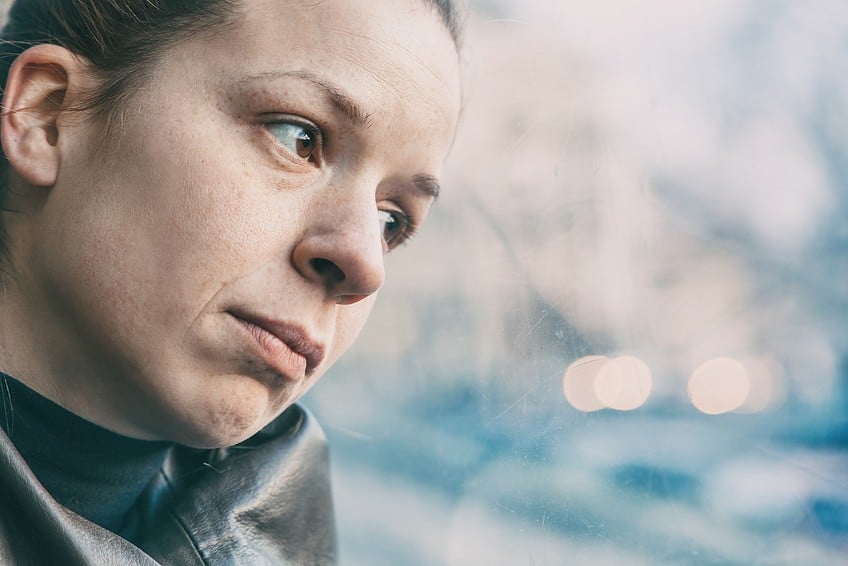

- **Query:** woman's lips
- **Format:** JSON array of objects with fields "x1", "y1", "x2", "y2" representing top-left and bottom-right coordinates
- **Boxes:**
[{"x1": 228, "y1": 311, "x2": 326, "y2": 381}]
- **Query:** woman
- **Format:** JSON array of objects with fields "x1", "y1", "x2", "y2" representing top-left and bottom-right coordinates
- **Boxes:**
[{"x1": 0, "y1": 0, "x2": 462, "y2": 563}]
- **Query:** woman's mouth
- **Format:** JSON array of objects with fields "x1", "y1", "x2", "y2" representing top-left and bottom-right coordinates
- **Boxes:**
[{"x1": 228, "y1": 311, "x2": 326, "y2": 381}]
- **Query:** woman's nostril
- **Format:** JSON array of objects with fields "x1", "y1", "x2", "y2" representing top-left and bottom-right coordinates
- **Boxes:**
[{"x1": 310, "y1": 257, "x2": 345, "y2": 285}]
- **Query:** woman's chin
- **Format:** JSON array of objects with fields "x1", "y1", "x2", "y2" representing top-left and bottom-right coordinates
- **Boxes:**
[{"x1": 162, "y1": 375, "x2": 293, "y2": 448}]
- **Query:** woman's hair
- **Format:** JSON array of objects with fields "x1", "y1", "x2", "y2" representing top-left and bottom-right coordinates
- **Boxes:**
[{"x1": 0, "y1": 0, "x2": 463, "y2": 268}]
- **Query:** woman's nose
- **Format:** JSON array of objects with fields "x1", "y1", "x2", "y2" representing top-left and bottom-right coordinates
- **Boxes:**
[{"x1": 292, "y1": 208, "x2": 386, "y2": 305}]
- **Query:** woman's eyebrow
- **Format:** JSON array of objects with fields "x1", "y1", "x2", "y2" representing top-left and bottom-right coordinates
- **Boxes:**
[
  {"x1": 412, "y1": 173, "x2": 441, "y2": 200},
  {"x1": 244, "y1": 70, "x2": 374, "y2": 129}
]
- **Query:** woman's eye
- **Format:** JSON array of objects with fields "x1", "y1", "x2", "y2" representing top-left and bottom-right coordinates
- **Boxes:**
[
  {"x1": 266, "y1": 121, "x2": 318, "y2": 160},
  {"x1": 378, "y1": 209, "x2": 412, "y2": 249}
]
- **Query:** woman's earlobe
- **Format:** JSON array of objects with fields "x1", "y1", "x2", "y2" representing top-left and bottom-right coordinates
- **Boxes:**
[{"x1": 1, "y1": 45, "x2": 81, "y2": 188}]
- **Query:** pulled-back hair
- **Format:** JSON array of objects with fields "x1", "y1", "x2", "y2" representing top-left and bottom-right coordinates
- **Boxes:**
[{"x1": 0, "y1": 0, "x2": 463, "y2": 268}]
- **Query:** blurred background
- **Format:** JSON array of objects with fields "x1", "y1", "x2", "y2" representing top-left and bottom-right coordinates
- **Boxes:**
[{"x1": 304, "y1": 1, "x2": 848, "y2": 564}]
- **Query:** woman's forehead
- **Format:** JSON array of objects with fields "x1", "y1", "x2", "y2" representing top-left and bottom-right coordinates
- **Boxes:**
[
  {"x1": 231, "y1": 0, "x2": 460, "y2": 85},
  {"x1": 195, "y1": 0, "x2": 462, "y2": 145}
]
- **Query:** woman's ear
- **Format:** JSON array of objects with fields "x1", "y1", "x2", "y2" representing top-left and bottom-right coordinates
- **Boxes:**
[{"x1": 1, "y1": 44, "x2": 84, "y2": 188}]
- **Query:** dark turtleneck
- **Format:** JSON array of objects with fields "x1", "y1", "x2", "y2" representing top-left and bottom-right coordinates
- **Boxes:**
[{"x1": 0, "y1": 372, "x2": 171, "y2": 536}]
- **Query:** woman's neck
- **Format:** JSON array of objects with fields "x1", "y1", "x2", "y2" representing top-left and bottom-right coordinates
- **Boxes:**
[
  {"x1": 0, "y1": 271, "x2": 70, "y2": 409},
  {"x1": 0, "y1": 277, "x2": 155, "y2": 442}
]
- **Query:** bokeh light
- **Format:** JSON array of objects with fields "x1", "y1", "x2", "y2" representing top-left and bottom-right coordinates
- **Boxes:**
[
  {"x1": 562, "y1": 355, "x2": 609, "y2": 412},
  {"x1": 594, "y1": 355, "x2": 653, "y2": 411},
  {"x1": 688, "y1": 357, "x2": 750, "y2": 415},
  {"x1": 735, "y1": 357, "x2": 787, "y2": 414},
  {"x1": 564, "y1": 355, "x2": 653, "y2": 412}
]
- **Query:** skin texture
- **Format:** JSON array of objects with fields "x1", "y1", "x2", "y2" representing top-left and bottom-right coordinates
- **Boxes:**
[{"x1": 0, "y1": 0, "x2": 461, "y2": 447}]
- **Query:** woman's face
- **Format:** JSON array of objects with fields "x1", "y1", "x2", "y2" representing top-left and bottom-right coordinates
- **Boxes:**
[{"x1": 21, "y1": 0, "x2": 461, "y2": 446}]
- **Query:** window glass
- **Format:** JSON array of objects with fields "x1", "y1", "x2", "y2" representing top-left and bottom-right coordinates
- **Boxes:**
[{"x1": 307, "y1": 1, "x2": 848, "y2": 563}]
